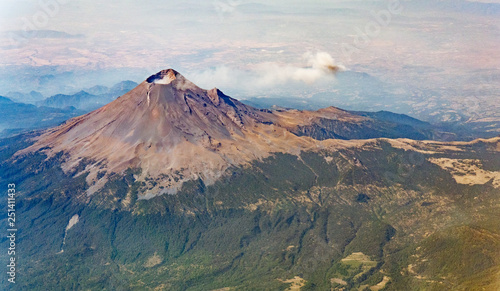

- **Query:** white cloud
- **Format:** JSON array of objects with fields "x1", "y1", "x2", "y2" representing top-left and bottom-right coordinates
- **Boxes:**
[{"x1": 187, "y1": 52, "x2": 345, "y2": 92}]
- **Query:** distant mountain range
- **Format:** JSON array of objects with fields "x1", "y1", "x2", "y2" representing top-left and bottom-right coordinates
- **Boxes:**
[
  {"x1": 0, "y1": 95, "x2": 83, "y2": 137},
  {"x1": 5, "y1": 80, "x2": 137, "y2": 108},
  {"x1": 0, "y1": 81, "x2": 138, "y2": 137},
  {"x1": 37, "y1": 80, "x2": 138, "y2": 110}
]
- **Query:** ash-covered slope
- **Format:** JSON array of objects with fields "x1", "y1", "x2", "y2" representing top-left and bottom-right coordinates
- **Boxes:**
[
  {"x1": 17, "y1": 69, "x2": 433, "y2": 197},
  {"x1": 18, "y1": 69, "x2": 313, "y2": 196}
]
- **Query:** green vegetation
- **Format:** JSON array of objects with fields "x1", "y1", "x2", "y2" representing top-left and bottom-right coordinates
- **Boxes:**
[{"x1": 0, "y1": 136, "x2": 499, "y2": 290}]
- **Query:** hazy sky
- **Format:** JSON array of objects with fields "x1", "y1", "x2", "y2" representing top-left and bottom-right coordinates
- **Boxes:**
[{"x1": 0, "y1": 0, "x2": 499, "y2": 120}]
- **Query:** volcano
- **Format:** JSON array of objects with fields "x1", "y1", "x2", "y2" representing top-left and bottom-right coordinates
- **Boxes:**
[
  {"x1": 19, "y1": 69, "x2": 316, "y2": 196},
  {"x1": 20, "y1": 69, "x2": 429, "y2": 197}
]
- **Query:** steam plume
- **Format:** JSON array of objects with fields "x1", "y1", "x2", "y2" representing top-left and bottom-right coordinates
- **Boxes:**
[{"x1": 188, "y1": 52, "x2": 344, "y2": 91}]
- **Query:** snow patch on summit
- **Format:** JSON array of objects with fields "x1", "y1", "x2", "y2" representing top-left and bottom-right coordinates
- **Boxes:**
[{"x1": 146, "y1": 69, "x2": 177, "y2": 84}]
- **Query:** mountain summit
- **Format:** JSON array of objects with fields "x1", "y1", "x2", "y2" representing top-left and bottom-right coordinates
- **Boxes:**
[
  {"x1": 18, "y1": 69, "x2": 431, "y2": 197},
  {"x1": 18, "y1": 69, "x2": 314, "y2": 196}
]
